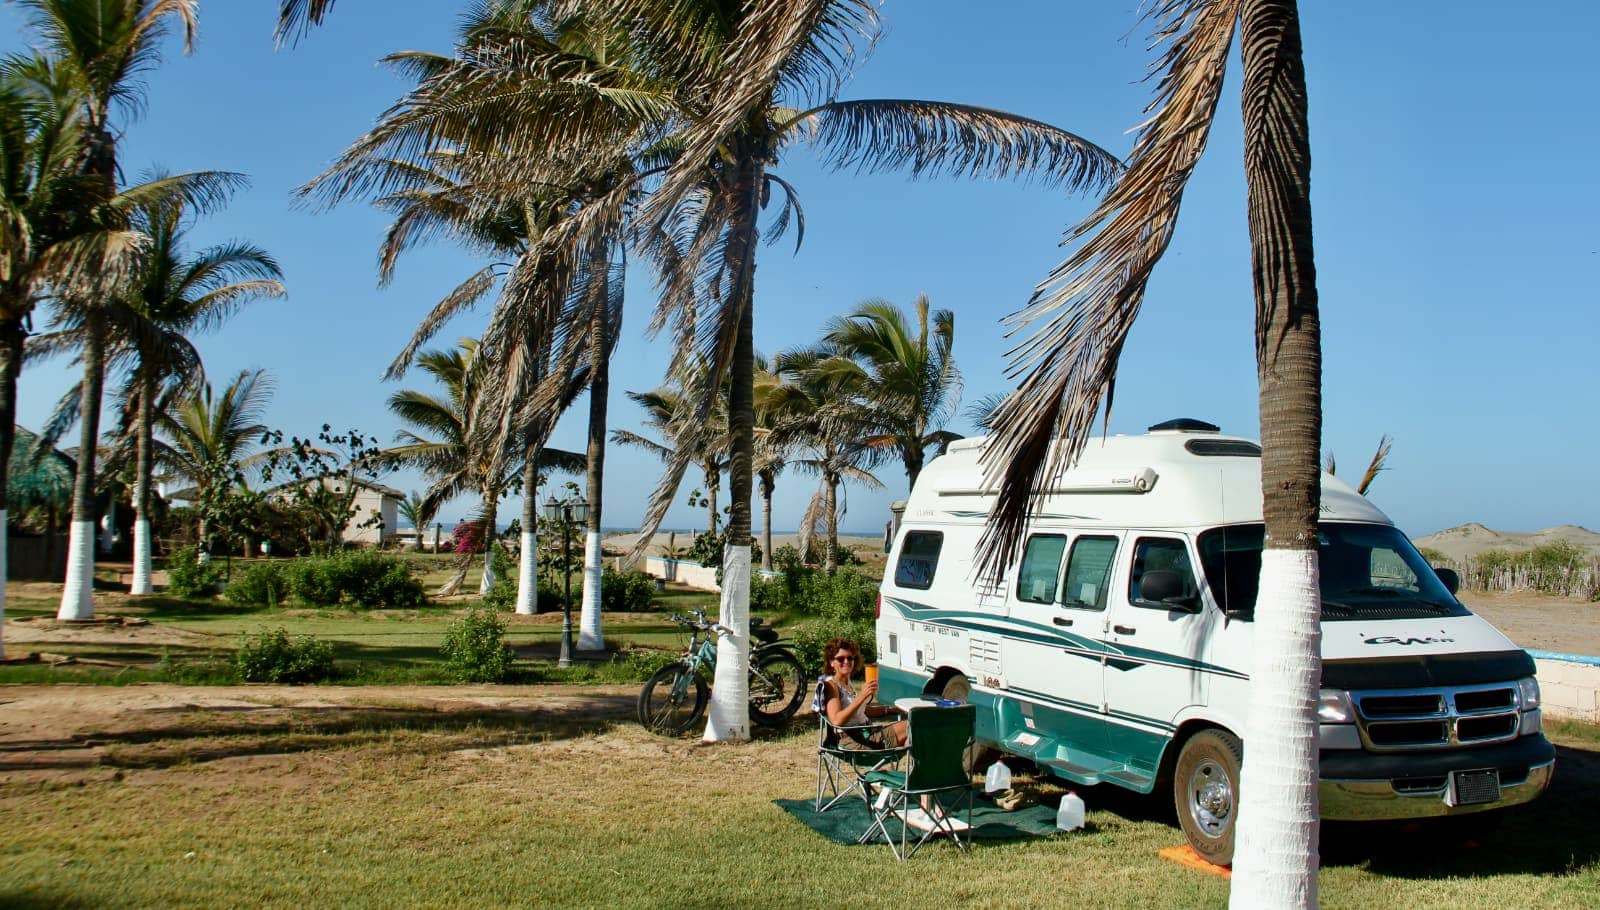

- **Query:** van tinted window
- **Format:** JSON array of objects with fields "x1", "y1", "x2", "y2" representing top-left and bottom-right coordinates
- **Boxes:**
[
  {"x1": 1062, "y1": 536, "x2": 1117, "y2": 610},
  {"x1": 1129, "y1": 537, "x2": 1198, "y2": 609},
  {"x1": 1016, "y1": 535, "x2": 1067, "y2": 603},
  {"x1": 894, "y1": 531, "x2": 943, "y2": 590}
]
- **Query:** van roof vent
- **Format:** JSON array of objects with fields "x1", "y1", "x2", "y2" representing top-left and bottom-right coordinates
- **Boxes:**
[
  {"x1": 1148, "y1": 418, "x2": 1220, "y2": 434},
  {"x1": 1186, "y1": 439, "x2": 1262, "y2": 457}
]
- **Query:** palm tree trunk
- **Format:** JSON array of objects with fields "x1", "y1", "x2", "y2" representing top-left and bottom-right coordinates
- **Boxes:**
[
  {"x1": 478, "y1": 489, "x2": 499, "y2": 595},
  {"x1": 706, "y1": 154, "x2": 762, "y2": 743},
  {"x1": 1228, "y1": 3, "x2": 1324, "y2": 907},
  {"x1": 704, "y1": 464, "x2": 719, "y2": 536},
  {"x1": 824, "y1": 472, "x2": 839, "y2": 575},
  {"x1": 579, "y1": 260, "x2": 610, "y2": 651},
  {"x1": 58, "y1": 310, "x2": 106, "y2": 620},
  {"x1": 515, "y1": 444, "x2": 540, "y2": 615},
  {"x1": 131, "y1": 371, "x2": 155, "y2": 594},
  {"x1": 759, "y1": 471, "x2": 774, "y2": 573},
  {"x1": 0, "y1": 317, "x2": 25, "y2": 657},
  {"x1": 905, "y1": 447, "x2": 923, "y2": 495}
]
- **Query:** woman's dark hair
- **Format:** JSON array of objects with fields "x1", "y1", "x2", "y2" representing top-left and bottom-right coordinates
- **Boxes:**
[{"x1": 824, "y1": 637, "x2": 861, "y2": 667}]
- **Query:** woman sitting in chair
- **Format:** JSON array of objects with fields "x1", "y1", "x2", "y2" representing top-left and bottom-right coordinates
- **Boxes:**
[{"x1": 819, "y1": 637, "x2": 907, "y2": 748}]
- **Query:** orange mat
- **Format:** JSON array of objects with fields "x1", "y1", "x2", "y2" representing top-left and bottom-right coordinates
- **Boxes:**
[{"x1": 1158, "y1": 845, "x2": 1233, "y2": 878}]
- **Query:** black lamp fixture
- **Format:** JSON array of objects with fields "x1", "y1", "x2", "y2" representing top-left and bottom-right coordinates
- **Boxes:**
[{"x1": 542, "y1": 494, "x2": 589, "y2": 668}]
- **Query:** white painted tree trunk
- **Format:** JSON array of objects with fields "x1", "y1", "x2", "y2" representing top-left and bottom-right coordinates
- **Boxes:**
[
  {"x1": 578, "y1": 531, "x2": 604, "y2": 651},
  {"x1": 515, "y1": 530, "x2": 538, "y2": 615},
  {"x1": 1, "y1": 514, "x2": 7, "y2": 660},
  {"x1": 57, "y1": 520, "x2": 97, "y2": 620},
  {"x1": 704, "y1": 544, "x2": 750, "y2": 742},
  {"x1": 99, "y1": 501, "x2": 116, "y2": 553},
  {"x1": 1229, "y1": 547, "x2": 1322, "y2": 909},
  {"x1": 480, "y1": 546, "x2": 496, "y2": 595},
  {"x1": 131, "y1": 519, "x2": 153, "y2": 595}
]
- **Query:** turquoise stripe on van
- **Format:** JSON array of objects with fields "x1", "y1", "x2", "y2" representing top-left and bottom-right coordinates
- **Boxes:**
[{"x1": 882, "y1": 595, "x2": 1247, "y2": 681}]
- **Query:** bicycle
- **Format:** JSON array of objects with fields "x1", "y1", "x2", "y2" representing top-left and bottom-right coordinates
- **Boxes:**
[{"x1": 637, "y1": 609, "x2": 808, "y2": 735}]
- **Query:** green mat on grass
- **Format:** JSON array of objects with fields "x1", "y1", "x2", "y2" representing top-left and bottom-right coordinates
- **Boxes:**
[{"x1": 775, "y1": 795, "x2": 1063, "y2": 845}]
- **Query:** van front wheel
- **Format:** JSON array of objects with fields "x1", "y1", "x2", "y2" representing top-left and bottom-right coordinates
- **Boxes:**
[{"x1": 1173, "y1": 729, "x2": 1242, "y2": 866}]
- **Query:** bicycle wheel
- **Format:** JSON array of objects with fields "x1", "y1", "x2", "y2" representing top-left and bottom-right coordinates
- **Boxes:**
[
  {"x1": 638, "y1": 662, "x2": 709, "y2": 735},
  {"x1": 747, "y1": 649, "x2": 807, "y2": 727}
]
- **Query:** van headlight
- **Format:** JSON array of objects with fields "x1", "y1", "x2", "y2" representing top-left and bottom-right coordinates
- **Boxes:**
[
  {"x1": 1518, "y1": 676, "x2": 1541, "y2": 710},
  {"x1": 1318, "y1": 689, "x2": 1355, "y2": 723}
]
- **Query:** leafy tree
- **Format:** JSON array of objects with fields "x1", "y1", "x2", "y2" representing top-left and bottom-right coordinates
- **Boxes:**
[{"x1": 154, "y1": 369, "x2": 278, "y2": 555}]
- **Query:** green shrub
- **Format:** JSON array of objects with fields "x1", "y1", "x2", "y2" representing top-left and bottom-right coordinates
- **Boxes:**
[
  {"x1": 234, "y1": 628, "x2": 336, "y2": 683},
  {"x1": 441, "y1": 608, "x2": 514, "y2": 682},
  {"x1": 165, "y1": 547, "x2": 227, "y2": 598},
  {"x1": 482, "y1": 544, "x2": 517, "y2": 610},
  {"x1": 224, "y1": 562, "x2": 290, "y2": 608},
  {"x1": 601, "y1": 568, "x2": 657, "y2": 612},
  {"x1": 789, "y1": 617, "x2": 876, "y2": 675},
  {"x1": 284, "y1": 551, "x2": 425, "y2": 608}
]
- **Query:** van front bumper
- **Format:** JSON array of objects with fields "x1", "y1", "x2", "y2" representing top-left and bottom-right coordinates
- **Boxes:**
[{"x1": 1318, "y1": 735, "x2": 1556, "y2": 821}]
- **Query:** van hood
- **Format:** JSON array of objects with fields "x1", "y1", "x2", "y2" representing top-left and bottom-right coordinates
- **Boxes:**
[{"x1": 1320, "y1": 612, "x2": 1522, "y2": 661}]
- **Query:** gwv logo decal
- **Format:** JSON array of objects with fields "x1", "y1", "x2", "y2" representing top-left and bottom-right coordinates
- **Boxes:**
[{"x1": 1364, "y1": 636, "x2": 1455, "y2": 646}]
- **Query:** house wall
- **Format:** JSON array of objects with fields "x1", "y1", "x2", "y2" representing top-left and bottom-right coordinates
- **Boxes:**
[{"x1": 342, "y1": 488, "x2": 395, "y2": 545}]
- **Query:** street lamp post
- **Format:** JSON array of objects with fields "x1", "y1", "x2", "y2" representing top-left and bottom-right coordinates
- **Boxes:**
[{"x1": 543, "y1": 495, "x2": 589, "y2": 669}]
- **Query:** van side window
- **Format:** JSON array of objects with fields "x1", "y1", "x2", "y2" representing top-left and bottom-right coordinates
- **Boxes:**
[
  {"x1": 894, "y1": 531, "x2": 944, "y2": 590},
  {"x1": 1061, "y1": 536, "x2": 1117, "y2": 610},
  {"x1": 1016, "y1": 535, "x2": 1067, "y2": 604},
  {"x1": 1129, "y1": 537, "x2": 1198, "y2": 609}
]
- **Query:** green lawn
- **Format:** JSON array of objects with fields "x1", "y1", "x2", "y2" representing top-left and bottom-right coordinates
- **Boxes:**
[{"x1": 0, "y1": 688, "x2": 1595, "y2": 909}]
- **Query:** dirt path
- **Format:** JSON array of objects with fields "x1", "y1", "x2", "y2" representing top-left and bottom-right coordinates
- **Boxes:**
[{"x1": 1458, "y1": 590, "x2": 1600, "y2": 655}]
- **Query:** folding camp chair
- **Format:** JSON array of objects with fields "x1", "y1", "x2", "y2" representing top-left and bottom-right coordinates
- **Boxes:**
[
  {"x1": 814, "y1": 679, "x2": 907, "y2": 813},
  {"x1": 861, "y1": 704, "x2": 977, "y2": 860}
]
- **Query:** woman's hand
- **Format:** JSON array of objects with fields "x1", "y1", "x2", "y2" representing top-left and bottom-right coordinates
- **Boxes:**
[{"x1": 859, "y1": 679, "x2": 880, "y2": 702}]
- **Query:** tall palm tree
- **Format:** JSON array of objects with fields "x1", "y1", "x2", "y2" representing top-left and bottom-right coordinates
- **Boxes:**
[
  {"x1": 117, "y1": 188, "x2": 284, "y2": 593},
  {"x1": 156, "y1": 368, "x2": 277, "y2": 554},
  {"x1": 980, "y1": 2, "x2": 1326, "y2": 903},
  {"x1": 806, "y1": 294, "x2": 961, "y2": 494},
  {"x1": 771, "y1": 349, "x2": 881, "y2": 573},
  {"x1": 611, "y1": 363, "x2": 730, "y2": 539},
  {"x1": 12, "y1": 0, "x2": 206, "y2": 621}
]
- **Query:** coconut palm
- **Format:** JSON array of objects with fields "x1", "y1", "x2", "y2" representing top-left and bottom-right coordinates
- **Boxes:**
[
  {"x1": 156, "y1": 368, "x2": 277, "y2": 553},
  {"x1": 770, "y1": 348, "x2": 881, "y2": 574},
  {"x1": 1326, "y1": 434, "x2": 1392, "y2": 497},
  {"x1": 11, "y1": 0, "x2": 210, "y2": 621},
  {"x1": 805, "y1": 294, "x2": 961, "y2": 494},
  {"x1": 611, "y1": 362, "x2": 730, "y2": 539},
  {"x1": 115, "y1": 189, "x2": 284, "y2": 593},
  {"x1": 980, "y1": 2, "x2": 1327, "y2": 903}
]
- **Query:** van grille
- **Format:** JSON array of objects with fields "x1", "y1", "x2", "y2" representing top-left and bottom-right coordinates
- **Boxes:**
[{"x1": 1352, "y1": 683, "x2": 1521, "y2": 751}]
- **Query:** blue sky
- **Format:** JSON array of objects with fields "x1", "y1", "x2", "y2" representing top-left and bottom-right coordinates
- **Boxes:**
[{"x1": 6, "y1": 2, "x2": 1597, "y2": 538}]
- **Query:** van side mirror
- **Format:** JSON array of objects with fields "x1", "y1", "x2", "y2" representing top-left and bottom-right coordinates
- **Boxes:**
[
  {"x1": 1139, "y1": 569, "x2": 1200, "y2": 612},
  {"x1": 1433, "y1": 566, "x2": 1460, "y2": 596}
]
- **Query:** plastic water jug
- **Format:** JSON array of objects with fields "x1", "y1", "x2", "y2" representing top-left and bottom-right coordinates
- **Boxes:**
[{"x1": 1056, "y1": 791, "x2": 1085, "y2": 832}]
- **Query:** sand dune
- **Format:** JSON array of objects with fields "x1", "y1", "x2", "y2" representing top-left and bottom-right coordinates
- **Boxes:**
[{"x1": 1413, "y1": 523, "x2": 1600, "y2": 563}]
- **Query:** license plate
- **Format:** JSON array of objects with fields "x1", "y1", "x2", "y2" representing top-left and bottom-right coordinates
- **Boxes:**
[{"x1": 1446, "y1": 769, "x2": 1500, "y2": 807}]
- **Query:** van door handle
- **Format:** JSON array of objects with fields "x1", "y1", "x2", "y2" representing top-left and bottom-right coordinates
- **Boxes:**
[
  {"x1": 1113, "y1": 625, "x2": 1137, "y2": 635},
  {"x1": 1053, "y1": 617, "x2": 1073, "y2": 627}
]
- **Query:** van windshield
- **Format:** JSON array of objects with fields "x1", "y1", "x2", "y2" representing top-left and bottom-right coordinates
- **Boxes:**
[{"x1": 1196, "y1": 523, "x2": 1470, "y2": 621}]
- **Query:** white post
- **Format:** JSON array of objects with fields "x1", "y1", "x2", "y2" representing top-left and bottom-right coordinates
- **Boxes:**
[
  {"x1": 515, "y1": 529, "x2": 539, "y2": 615},
  {"x1": 99, "y1": 501, "x2": 116, "y2": 554},
  {"x1": 1, "y1": 513, "x2": 7, "y2": 659},
  {"x1": 57, "y1": 520, "x2": 96, "y2": 620},
  {"x1": 131, "y1": 518, "x2": 153, "y2": 595},
  {"x1": 704, "y1": 544, "x2": 751, "y2": 742},
  {"x1": 577, "y1": 531, "x2": 604, "y2": 651},
  {"x1": 1229, "y1": 547, "x2": 1322, "y2": 909},
  {"x1": 480, "y1": 543, "x2": 496, "y2": 595}
]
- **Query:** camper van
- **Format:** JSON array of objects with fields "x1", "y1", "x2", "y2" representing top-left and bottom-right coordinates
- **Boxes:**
[{"x1": 874, "y1": 419, "x2": 1554, "y2": 864}]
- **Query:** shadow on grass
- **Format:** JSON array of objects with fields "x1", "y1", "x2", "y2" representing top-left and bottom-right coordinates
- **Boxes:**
[
  {"x1": 1316, "y1": 741, "x2": 1599, "y2": 878},
  {"x1": 0, "y1": 696, "x2": 638, "y2": 771},
  {"x1": 0, "y1": 890, "x2": 99, "y2": 910}
]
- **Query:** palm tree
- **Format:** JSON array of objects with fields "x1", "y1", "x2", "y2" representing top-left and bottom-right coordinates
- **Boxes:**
[
  {"x1": 156, "y1": 369, "x2": 277, "y2": 554},
  {"x1": 1326, "y1": 435, "x2": 1392, "y2": 497},
  {"x1": 806, "y1": 294, "x2": 962, "y2": 494},
  {"x1": 611, "y1": 363, "x2": 730, "y2": 539},
  {"x1": 386, "y1": 339, "x2": 584, "y2": 594},
  {"x1": 770, "y1": 349, "x2": 881, "y2": 573},
  {"x1": 11, "y1": 0, "x2": 206, "y2": 621},
  {"x1": 980, "y1": 2, "x2": 1326, "y2": 903},
  {"x1": 117, "y1": 189, "x2": 284, "y2": 593}
]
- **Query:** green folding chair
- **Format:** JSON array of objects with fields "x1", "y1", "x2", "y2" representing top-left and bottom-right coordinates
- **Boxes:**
[
  {"x1": 861, "y1": 704, "x2": 977, "y2": 859},
  {"x1": 814, "y1": 679, "x2": 906, "y2": 812}
]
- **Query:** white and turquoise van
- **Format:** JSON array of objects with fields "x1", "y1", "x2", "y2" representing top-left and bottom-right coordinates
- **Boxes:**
[{"x1": 874, "y1": 419, "x2": 1554, "y2": 864}]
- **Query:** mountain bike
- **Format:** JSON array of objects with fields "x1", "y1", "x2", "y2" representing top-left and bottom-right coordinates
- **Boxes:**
[{"x1": 637, "y1": 609, "x2": 809, "y2": 735}]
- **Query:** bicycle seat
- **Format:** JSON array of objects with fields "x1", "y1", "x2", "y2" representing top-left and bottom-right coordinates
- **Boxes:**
[{"x1": 750, "y1": 616, "x2": 778, "y2": 644}]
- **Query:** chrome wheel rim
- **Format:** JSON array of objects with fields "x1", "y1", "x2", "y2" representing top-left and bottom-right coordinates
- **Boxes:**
[{"x1": 1188, "y1": 757, "x2": 1235, "y2": 838}]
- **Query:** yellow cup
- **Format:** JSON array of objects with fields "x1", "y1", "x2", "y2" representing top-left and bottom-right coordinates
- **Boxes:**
[{"x1": 863, "y1": 664, "x2": 879, "y2": 684}]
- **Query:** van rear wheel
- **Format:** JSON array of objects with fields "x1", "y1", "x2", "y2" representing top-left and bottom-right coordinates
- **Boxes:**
[{"x1": 1173, "y1": 729, "x2": 1242, "y2": 866}]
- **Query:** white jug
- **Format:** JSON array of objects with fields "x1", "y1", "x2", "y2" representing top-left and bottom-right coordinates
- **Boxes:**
[{"x1": 1056, "y1": 791, "x2": 1085, "y2": 831}]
